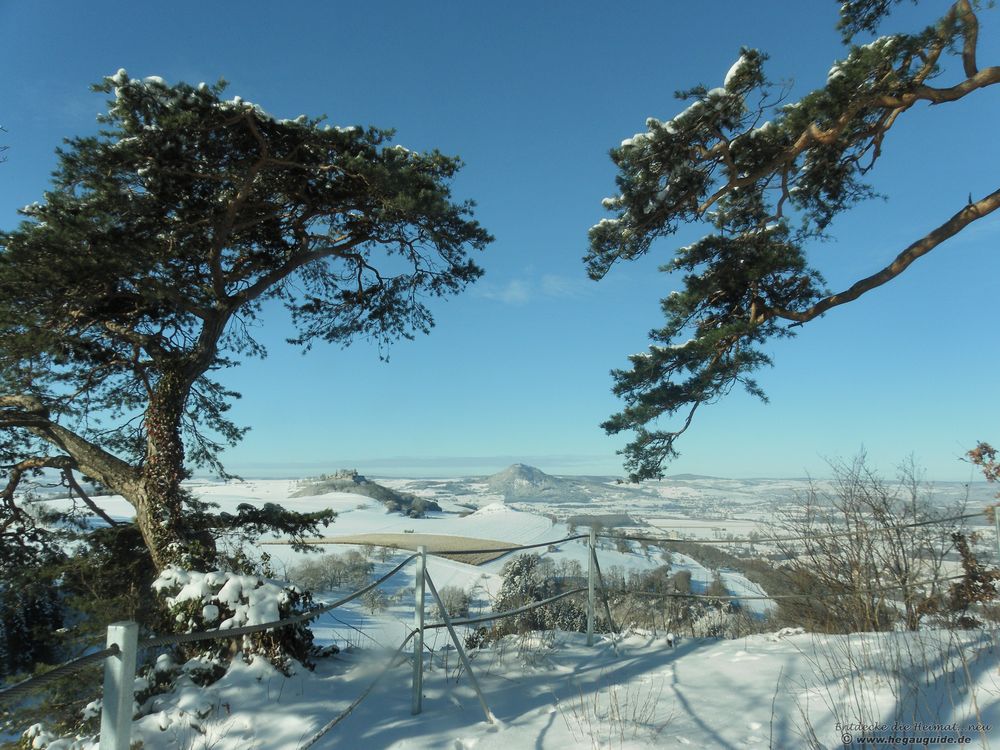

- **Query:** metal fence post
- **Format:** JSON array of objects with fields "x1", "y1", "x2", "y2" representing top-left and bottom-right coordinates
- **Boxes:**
[
  {"x1": 587, "y1": 527, "x2": 596, "y2": 646},
  {"x1": 591, "y1": 551, "x2": 618, "y2": 636},
  {"x1": 995, "y1": 510, "x2": 1000, "y2": 560},
  {"x1": 412, "y1": 545, "x2": 427, "y2": 715},
  {"x1": 99, "y1": 621, "x2": 138, "y2": 750},
  {"x1": 424, "y1": 570, "x2": 494, "y2": 724}
]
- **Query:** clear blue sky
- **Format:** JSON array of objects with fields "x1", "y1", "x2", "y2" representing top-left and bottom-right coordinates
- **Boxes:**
[{"x1": 2, "y1": 1, "x2": 998, "y2": 481}]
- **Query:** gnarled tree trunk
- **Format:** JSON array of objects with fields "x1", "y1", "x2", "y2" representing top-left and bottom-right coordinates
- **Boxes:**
[{"x1": 135, "y1": 370, "x2": 216, "y2": 571}]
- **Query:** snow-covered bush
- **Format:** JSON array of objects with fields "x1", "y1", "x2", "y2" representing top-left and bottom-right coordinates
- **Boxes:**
[
  {"x1": 601, "y1": 564, "x2": 766, "y2": 638},
  {"x1": 771, "y1": 455, "x2": 967, "y2": 633},
  {"x1": 17, "y1": 723, "x2": 91, "y2": 750},
  {"x1": 152, "y1": 567, "x2": 318, "y2": 674},
  {"x1": 432, "y1": 585, "x2": 470, "y2": 620},
  {"x1": 491, "y1": 554, "x2": 593, "y2": 638},
  {"x1": 689, "y1": 602, "x2": 757, "y2": 639}
]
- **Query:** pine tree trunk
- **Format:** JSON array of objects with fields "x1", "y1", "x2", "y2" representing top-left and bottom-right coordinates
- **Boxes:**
[{"x1": 134, "y1": 371, "x2": 215, "y2": 571}]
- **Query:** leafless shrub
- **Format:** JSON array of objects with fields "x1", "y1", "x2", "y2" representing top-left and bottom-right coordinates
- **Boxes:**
[{"x1": 772, "y1": 453, "x2": 965, "y2": 633}]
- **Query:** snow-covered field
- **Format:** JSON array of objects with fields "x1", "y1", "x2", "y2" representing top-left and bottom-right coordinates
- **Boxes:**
[
  {"x1": 18, "y1": 475, "x2": 1000, "y2": 749},
  {"x1": 47, "y1": 629, "x2": 1000, "y2": 749}
]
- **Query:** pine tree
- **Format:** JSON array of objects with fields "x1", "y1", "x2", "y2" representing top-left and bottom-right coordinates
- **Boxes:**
[
  {"x1": 0, "y1": 72, "x2": 491, "y2": 570},
  {"x1": 586, "y1": 0, "x2": 999, "y2": 481}
]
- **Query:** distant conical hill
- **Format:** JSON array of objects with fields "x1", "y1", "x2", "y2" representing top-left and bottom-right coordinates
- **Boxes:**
[{"x1": 484, "y1": 464, "x2": 590, "y2": 504}]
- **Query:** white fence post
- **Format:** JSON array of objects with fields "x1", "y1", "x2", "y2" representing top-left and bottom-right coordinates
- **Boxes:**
[
  {"x1": 412, "y1": 545, "x2": 427, "y2": 715},
  {"x1": 99, "y1": 621, "x2": 138, "y2": 750},
  {"x1": 587, "y1": 527, "x2": 596, "y2": 646}
]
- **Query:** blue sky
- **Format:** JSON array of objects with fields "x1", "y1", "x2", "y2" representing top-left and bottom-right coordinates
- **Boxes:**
[{"x1": 2, "y1": 1, "x2": 998, "y2": 481}]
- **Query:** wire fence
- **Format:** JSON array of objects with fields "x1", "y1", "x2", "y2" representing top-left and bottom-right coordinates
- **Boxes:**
[
  {"x1": 2, "y1": 506, "x2": 996, "y2": 750},
  {"x1": 137, "y1": 552, "x2": 418, "y2": 651},
  {"x1": 429, "y1": 586, "x2": 589, "y2": 631},
  {"x1": 443, "y1": 533, "x2": 588, "y2": 556},
  {"x1": 0, "y1": 554, "x2": 418, "y2": 706},
  {"x1": 0, "y1": 646, "x2": 120, "y2": 704},
  {"x1": 297, "y1": 629, "x2": 419, "y2": 750}
]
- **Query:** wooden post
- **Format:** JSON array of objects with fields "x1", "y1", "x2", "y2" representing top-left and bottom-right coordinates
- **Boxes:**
[
  {"x1": 412, "y1": 545, "x2": 426, "y2": 715},
  {"x1": 424, "y1": 570, "x2": 494, "y2": 724},
  {"x1": 99, "y1": 621, "x2": 138, "y2": 750},
  {"x1": 587, "y1": 527, "x2": 596, "y2": 646}
]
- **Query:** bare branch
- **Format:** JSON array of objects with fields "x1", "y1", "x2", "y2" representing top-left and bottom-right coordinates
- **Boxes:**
[
  {"x1": 770, "y1": 186, "x2": 1000, "y2": 325},
  {"x1": 62, "y1": 467, "x2": 122, "y2": 527},
  {"x1": 231, "y1": 235, "x2": 369, "y2": 307},
  {"x1": 0, "y1": 401, "x2": 139, "y2": 497},
  {"x1": 0, "y1": 456, "x2": 65, "y2": 530}
]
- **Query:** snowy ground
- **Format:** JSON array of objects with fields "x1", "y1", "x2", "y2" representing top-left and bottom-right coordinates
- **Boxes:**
[
  {"x1": 19, "y1": 478, "x2": 1000, "y2": 749},
  {"x1": 48, "y1": 628, "x2": 1000, "y2": 749}
]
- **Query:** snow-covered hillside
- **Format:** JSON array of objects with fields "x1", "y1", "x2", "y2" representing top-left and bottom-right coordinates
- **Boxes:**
[{"x1": 19, "y1": 476, "x2": 1000, "y2": 749}]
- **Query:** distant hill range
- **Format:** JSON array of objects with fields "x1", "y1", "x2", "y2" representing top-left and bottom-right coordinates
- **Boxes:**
[
  {"x1": 292, "y1": 469, "x2": 440, "y2": 517},
  {"x1": 475, "y1": 465, "x2": 997, "y2": 514},
  {"x1": 327, "y1": 464, "x2": 995, "y2": 524}
]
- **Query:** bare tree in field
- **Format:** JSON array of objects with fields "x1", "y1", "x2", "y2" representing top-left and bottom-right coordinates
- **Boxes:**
[{"x1": 773, "y1": 454, "x2": 965, "y2": 632}]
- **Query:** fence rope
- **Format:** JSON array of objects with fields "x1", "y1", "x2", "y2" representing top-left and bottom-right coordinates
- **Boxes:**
[
  {"x1": 296, "y1": 629, "x2": 419, "y2": 750},
  {"x1": 0, "y1": 645, "x2": 120, "y2": 704},
  {"x1": 425, "y1": 587, "x2": 589, "y2": 630},
  {"x1": 443, "y1": 533, "x2": 588, "y2": 555}
]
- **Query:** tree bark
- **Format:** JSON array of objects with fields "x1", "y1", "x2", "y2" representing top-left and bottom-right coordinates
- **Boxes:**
[
  {"x1": 135, "y1": 370, "x2": 215, "y2": 570},
  {"x1": 2, "y1": 375, "x2": 216, "y2": 572}
]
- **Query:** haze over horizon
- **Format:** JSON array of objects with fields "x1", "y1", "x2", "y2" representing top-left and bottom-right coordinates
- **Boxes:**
[{"x1": 215, "y1": 456, "x2": 992, "y2": 485}]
